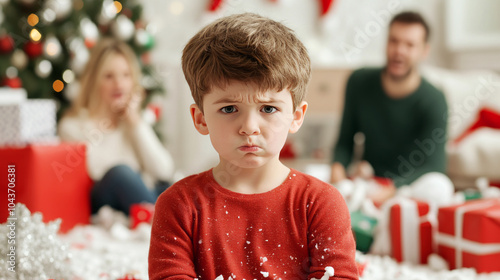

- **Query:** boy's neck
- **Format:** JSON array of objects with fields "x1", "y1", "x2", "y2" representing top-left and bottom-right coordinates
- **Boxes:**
[{"x1": 212, "y1": 158, "x2": 291, "y2": 194}]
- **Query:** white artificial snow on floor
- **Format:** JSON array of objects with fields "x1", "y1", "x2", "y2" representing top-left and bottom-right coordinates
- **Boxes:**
[{"x1": 60, "y1": 223, "x2": 500, "y2": 280}]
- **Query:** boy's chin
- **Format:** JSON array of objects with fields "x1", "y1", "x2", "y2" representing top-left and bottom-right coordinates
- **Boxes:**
[{"x1": 221, "y1": 156, "x2": 279, "y2": 170}]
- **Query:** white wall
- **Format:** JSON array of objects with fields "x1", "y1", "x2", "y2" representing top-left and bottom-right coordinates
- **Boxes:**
[{"x1": 142, "y1": 0, "x2": 453, "y2": 176}]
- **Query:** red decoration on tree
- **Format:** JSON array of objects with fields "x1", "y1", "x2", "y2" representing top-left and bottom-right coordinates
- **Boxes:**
[
  {"x1": 2, "y1": 77, "x2": 23, "y2": 88},
  {"x1": 147, "y1": 103, "x2": 162, "y2": 121},
  {"x1": 84, "y1": 38, "x2": 97, "y2": 49},
  {"x1": 319, "y1": 0, "x2": 335, "y2": 16},
  {"x1": 24, "y1": 41, "x2": 44, "y2": 58},
  {"x1": 117, "y1": 274, "x2": 141, "y2": 280},
  {"x1": 208, "y1": 0, "x2": 223, "y2": 12},
  {"x1": 0, "y1": 34, "x2": 15, "y2": 54},
  {"x1": 140, "y1": 52, "x2": 151, "y2": 65}
]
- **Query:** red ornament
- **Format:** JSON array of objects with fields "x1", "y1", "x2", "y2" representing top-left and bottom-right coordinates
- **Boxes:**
[
  {"x1": 0, "y1": 35, "x2": 15, "y2": 54},
  {"x1": 279, "y1": 141, "x2": 296, "y2": 159},
  {"x1": 208, "y1": 0, "x2": 223, "y2": 12},
  {"x1": 122, "y1": 8, "x2": 133, "y2": 18},
  {"x1": 147, "y1": 103, "x2": 162, "y2": 121},
  {"x1": 356, "y1": 260, "x2": 368, "y2": 276},
  {"x1": 24, "y1": 41, "x2": 44, "y2": 58},
  {"x1": 140, "y1": 52, "x2": 151, "y2": 65},
  {"x1": 2, "y1": 77, "x2": 23, "y2": 88},
  {"x1": 319, "y1": 0, "x2": 335, "y2": 16},
  {"x1": 130, "y1": 203, "x2": 155, "y2": 229},
  {"x1": 84, "y1": 38, "x2": 97, "y2": 49},
  {"x1": 117, "y1": 274, "x2": 141, "y2": 280}
]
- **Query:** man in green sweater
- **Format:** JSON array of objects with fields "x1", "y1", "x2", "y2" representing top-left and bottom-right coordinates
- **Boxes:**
[{"x1": 331, "y1": 12, "x2": 448, "y2": 203}]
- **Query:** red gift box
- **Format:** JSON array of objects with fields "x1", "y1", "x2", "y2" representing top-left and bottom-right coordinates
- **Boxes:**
[
  {"x1": 0, "y1": 143, "x2": 93, "y2": 232},
  {"x1": 130, "y1": 203, "x2": 155, "y2": 229},
  {"x1": 389, "y1": 198, "x2": 434, "y2": 264},
  {"x1": 436, "y1": 199, "x2": 500, "y2": 273}
]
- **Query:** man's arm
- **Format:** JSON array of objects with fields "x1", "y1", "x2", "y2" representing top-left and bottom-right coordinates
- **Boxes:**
[
  {"x1": 307, "y1": 186, "x2": 359, "y2": 279},
  {"x1": 332, "y1": 73, "x2": 359, "y2": 171},
  {"x1": 394, "y1": 90, "x2": 448, "y2": 187},
  {"x1": 148, "y1": 190, "x2": 198, "y2": 280}
]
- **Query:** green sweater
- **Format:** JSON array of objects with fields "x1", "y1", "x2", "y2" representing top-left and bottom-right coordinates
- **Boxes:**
[{"x1": 333, "y1": 68, "x2": 448, "y2": 187}]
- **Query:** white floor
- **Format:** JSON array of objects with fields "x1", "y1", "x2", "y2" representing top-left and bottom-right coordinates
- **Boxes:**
[{"x1": 59, "y1": 223, "x2": 500, "y2": 280}]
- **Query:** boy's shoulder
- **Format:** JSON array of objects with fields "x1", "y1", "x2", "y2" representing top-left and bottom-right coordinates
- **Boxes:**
[
  {"x1": 161, "y1": 169, "x2": 212, "y2": 195},
  {"x1": 289, "y1": 169, "x2": 341, "y2": 196},
  {"x1": 157, "y1": 168, "x2": 342, "y2": 204}
]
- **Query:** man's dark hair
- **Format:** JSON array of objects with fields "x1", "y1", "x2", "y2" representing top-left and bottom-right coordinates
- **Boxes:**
[{"x1": 390, "y1": 11, "x2": 430, "y2": 42}]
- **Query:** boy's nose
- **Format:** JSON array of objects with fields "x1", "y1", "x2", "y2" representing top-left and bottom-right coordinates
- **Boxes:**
[{"x1": 239, "y1": 114, "x2": 260, "y2": 136}]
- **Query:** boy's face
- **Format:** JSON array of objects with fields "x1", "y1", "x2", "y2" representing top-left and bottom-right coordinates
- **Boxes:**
[{"x1": 190, "y1": 81, "x2": 307, "y2": 169}]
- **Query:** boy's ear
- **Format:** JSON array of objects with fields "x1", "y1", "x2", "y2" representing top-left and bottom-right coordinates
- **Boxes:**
[
  {"x1": 190, "y1": 104, "x2": 209, "y2": 135},
  {"x1": 289, "y1": 101, "x2": 308, "y2": 134}
]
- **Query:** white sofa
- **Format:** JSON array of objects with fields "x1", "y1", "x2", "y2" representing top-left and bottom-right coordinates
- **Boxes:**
[
  {"x1": 422, "y1": 66, "x2": 500, "y2": 188},
  {"x1": 299, "y1": 66, "x2": 500, "y2": 189}
]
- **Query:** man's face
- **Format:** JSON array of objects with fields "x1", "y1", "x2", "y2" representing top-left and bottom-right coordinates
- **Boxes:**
[{"x1": 386, "y1": 22, "x2": 429, "y2": 80}]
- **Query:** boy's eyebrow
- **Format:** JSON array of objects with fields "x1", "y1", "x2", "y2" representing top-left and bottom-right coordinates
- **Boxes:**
[{"x1": 213, "y1": 97, "x2": 286, "y2": 104}]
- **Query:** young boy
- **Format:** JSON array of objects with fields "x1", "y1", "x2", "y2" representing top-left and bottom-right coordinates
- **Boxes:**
[{"x1": 149, "y1": 13, "x2": 358, "y2": 280}]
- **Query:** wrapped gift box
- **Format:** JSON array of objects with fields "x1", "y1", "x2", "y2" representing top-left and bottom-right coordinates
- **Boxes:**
[
  {"x1": 351, "y1": 211, "x2": 377, "y2": 253},
  {"x1": 436, "y1": 199, "x2": 500, "y2": 273},
  {"x1": 389, "y1": 198, "x2": 434, "y2": 264},
  {"x1": 0, "y1": 99, "x2": 57, "y2": 146},
  {"x1": 0, "y1": 143, "x2": 93, "y2": 232},
  {"x1": 130, "y1": 203, "x2": 155, "y2": 229},
  {"x1": 0, "y1": 87, "x2": 27, "y2": 104},
  {"x1": 462, "y1": 189, "x2": 482, "y2": 201}
]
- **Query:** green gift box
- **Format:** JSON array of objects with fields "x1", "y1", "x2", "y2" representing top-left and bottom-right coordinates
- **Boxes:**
[
  {"x1": 463, "y1": 189, "x2": 482, "y2": 201},
  {"x1": 351, "y1": 211, "x2": 378, "y2": 253}
]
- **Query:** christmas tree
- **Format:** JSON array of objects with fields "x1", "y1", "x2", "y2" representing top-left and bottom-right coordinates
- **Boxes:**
[{"x1": 0, "y1": 0, "x2": 164, "y2": 118}]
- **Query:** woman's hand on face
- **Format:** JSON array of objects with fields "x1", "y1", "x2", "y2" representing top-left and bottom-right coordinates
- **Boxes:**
[
  {"x1": 123, "y1": 93, "x2": 142, "y2": 126},
  {"x1": 110, "y1": 92, "x2": 142, "y2": 126}
]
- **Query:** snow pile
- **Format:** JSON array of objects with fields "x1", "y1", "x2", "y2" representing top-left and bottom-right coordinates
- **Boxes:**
[
  {"x1": 58, "y1": 223, "x2": 500, "y2": 280},
  {"x1": 358, "y1": 253, "x2": 500, "y2": 280}
]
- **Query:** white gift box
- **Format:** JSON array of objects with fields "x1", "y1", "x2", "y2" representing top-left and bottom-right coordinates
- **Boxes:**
[
  {"x1": 0, "y1": 99, "x2": 57, "y2": 146},
  {"x1": 0, "y1": 87, "x2": 27, "y2": 104}
]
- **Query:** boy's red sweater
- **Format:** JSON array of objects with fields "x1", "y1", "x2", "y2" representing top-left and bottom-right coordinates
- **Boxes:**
[{"x1": 149, "y1": 169, "x2": 358, "y2": 280}]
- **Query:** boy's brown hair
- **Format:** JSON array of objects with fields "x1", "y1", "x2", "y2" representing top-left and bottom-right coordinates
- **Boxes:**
[{"x1": 182, "y1": 13, "x2": 311, "y2": 110}]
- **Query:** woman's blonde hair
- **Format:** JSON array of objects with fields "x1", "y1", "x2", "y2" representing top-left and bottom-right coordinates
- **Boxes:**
[
  {"x1": 66, "y1": 38, "x2": 143, "y2": 116},
  {"x1": 182, "y1": 13, "x2": 311, "y2": 110}
]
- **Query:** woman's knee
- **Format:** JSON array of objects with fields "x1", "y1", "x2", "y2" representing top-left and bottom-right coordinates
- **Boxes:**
[
  {"x1": 106, "y1": 164, "x2": 135, "y2": 175},
  {"x1": 102, "y1": 164, "x2": 139, "y2": 182}
]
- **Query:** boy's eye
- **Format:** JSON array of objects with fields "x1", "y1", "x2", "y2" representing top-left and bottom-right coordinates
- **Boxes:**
[
  {"x1": 220, "y1": 106, "x2": 237, "y2": 114},
  {"x1": 261, "y1": 106, "x2": 277, "y2": 114}
]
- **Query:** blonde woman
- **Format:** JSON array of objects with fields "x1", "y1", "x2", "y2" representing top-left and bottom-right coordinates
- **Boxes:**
[{"x1": 58, "y1": 38, "x2": 174, "y2": 215}]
